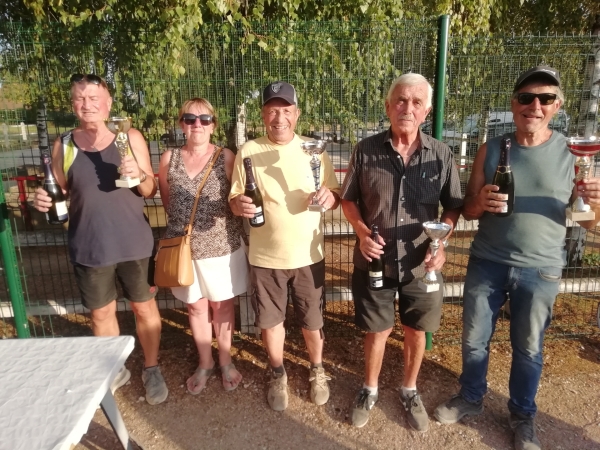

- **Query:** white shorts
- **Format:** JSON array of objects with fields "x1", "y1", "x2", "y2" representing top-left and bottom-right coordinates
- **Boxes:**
[{"x1": 171, "y1": 246, "x2": 248, "y2": 303}]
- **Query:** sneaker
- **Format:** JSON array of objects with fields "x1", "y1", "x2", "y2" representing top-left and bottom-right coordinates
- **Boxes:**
[
  {"x1": 309, "y1": 367, "x2": 331, "y2": 406},
  {"x1": 510, "y1": 413, "x2": 541, "y2": 450},
  {"x1": 434, "y1": 394, "x2": 483, "y2": 424},
  {"x1": 142, "y1": 366, "x2": 168, "y2": 405},
  {"x1": 400, "y1": 391, "x2": 430, "y2": 432},
  {"x1": 110, "y1": 367, "x2": 131, "y2": 394},
  {"x1": 351, "y1": 388, "x2": 378, "y2": 428},
  {"x1": 267, "y1": 371, "x2": 289, "y2": 411}
]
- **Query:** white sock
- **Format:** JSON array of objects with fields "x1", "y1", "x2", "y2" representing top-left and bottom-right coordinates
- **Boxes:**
[
  {"x1": 363, "y1": 383, "x2": 378, "y2": 396},
  {"x1": 401, "y1": 386, "x2": 417, "y2": 397}
]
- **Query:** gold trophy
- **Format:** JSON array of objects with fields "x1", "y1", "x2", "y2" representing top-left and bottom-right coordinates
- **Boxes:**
[
  {"x1": 300, "y1": 140, "x2": 328, "y2": 213},
  {"x1": 566, "y1": 136, "x2": 600, "y2": 221},
  {"x1": 105, "y1": 116, "x2": 140, "y2": 188}
]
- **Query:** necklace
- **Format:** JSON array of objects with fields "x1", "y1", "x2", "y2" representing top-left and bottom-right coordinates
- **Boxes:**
[{"x1": 78, "y1": 129, "x2": 111, "y2": 152}]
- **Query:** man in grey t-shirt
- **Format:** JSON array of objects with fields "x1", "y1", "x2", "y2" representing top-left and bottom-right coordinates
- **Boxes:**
[{"x1": 435, "y1": 66, "x2": 600, "y2": 450}]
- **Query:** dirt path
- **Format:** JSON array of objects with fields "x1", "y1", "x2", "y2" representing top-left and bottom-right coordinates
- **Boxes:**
[{"x1": 74, "y1": 332, "x2": 600, "y2": 450}]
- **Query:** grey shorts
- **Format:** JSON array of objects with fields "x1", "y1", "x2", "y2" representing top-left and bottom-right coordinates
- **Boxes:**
[
  {"x1": 352, "y1": 267, "x2": 443, "y2": 332},
  {"x1": 250, "y1": 260, "x2": 325, "y2": 330},
  {"x1": 73, "y1": 258, "x2": 157, "y2": 310}
]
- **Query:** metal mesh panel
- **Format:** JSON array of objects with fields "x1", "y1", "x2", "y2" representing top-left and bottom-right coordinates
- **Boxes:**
[{"x1": 1, "y1": 21, "x2": 599, "y2": 340}]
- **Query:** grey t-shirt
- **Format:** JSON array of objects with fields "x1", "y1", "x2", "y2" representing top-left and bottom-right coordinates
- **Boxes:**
[{"x1": 471, "y1": 131, "x2": 575, "y2": 268}]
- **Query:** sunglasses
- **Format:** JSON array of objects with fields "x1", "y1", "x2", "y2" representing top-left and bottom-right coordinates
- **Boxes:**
[
  {"x1": 515, "y1": 93, "x2": 557, "y2": 106},
  {"x1": 181, "y1": 113, "x2": 214, "y2": 126},
  {"x1": 70, "y1": 73, "x2": 104, "y2": 85}
]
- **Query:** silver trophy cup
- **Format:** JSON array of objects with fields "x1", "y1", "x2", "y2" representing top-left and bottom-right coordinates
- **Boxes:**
[
  {"x1": 418, "y1": 220, "x2": 452, "y2": 292},
  {"x1": 566, "y1": 136, "x2": 600, "y2": 221},
  {"x1": 301, "y1": 140, "x2": 328, "y2": 213},
  {"x1": 106, "y1": 116, "x2": 140, "y2": 188}
]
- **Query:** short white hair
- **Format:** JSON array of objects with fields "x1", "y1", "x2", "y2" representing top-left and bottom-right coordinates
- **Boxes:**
[{"x1": 386, "y1": 73, "x2": 433, "y2": 108}]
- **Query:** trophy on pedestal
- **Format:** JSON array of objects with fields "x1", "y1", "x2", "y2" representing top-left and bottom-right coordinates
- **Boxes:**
[
  {"x1": 106, "y1": 116, "x2": 140, "y2": 188},
  {"x1": 566, "y1": 136, "x2": 600, "y2": 221},
  {"x1": 300, "y1": 140, "x2": 328, "y2": 213},
  {"x1": 418, "y1": 220, "x2": 452, "y2": 292}
]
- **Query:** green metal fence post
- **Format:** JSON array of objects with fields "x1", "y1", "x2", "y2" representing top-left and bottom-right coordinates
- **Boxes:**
[
  {"x1": 0, "y1": 180, "x2": 30, "y2": 338},
  {"x1": 427, "y1": 14, "x2": 451, "y2": 351}
]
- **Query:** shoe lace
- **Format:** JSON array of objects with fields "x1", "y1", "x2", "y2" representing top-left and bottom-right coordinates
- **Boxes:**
[
  {"x1": 406, "y1": 393, "x2": 425, "y2": 413},
  {"x1": 269, "y1": 374, "x2": 287, "y2": 392},
  {"x1": 144, "y1": 368, "x2": 161, "y2": 388},
  {"x1": 515, "y1": 418, "x2": 535, "y2": 441},
  {"x1": 309, "y1": 369, "x2": 331, "y2": 389},
  {"x1": 355, "y1": 388, "x2": 374, "y2": 410}
]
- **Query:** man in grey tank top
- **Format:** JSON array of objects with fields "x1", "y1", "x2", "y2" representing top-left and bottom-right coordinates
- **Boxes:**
[
  {"x1": 33, "y1": 74, "x2": 168, "y2": 406},
  {"x1": 434, "y1": 67, "x2": 600, "y2": 449}
]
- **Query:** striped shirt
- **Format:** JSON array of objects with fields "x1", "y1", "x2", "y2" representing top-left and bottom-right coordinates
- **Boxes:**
[{"x1": 341, "y1": 129, "x2": 463, "y2": 281}]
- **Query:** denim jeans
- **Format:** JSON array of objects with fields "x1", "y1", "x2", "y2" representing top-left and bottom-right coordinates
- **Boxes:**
[{"x1": 459, "y1": 255, "x2": 561, "y2": 417}]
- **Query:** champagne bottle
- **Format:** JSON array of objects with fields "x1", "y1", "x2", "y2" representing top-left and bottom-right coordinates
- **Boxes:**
[
  {"x1": 243, "y1": 157, "x2": 265, "y2": 227},
  {"x1": 492, "y1": 137, "x2": 514, "y2": 217},
  {"x1": 41, "y1": 151, "x2": 68, "y2": 224},
  {"x1": 368, "y1": 225, "x2": 384, "y2": 290}
]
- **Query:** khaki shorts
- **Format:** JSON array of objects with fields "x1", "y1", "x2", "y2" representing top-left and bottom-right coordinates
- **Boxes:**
[
  {"x1": 250, "y1": 260, "x2": 325, "y2": 330},
  {"x1": 73, "y1": 258, "x2": 157, "y2": 310}
]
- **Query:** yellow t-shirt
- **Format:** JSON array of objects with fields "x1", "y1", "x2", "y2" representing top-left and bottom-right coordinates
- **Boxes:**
[{"x1": 229, "y1": 134, "x2": 340, "y2": 269}]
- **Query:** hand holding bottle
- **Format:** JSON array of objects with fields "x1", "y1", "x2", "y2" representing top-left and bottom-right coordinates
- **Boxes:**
[{"x1": 358, "y1": 224, "x2": 384, "y2": 262}]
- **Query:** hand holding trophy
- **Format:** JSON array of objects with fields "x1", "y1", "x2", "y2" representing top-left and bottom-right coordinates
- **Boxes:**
[
  {"x1": 418, "y1": 220, "x2": 451, "y2": 292},
  {"x1": 301, "y1": 139, "x2": 328, "y2": 213},
  {"x1": 106, "y1": 116, "x2": 140, "y2": 188},
  {"x1": 566, "y1": 136, "x2": 600, "y2": 221}
]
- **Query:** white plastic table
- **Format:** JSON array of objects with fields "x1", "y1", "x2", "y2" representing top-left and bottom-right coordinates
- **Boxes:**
[{"x1": 0, "y1": 336, "x2": 135, "y2": 450}]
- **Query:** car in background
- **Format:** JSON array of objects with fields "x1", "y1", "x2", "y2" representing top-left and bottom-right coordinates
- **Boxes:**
[{"x1": 423, "y1": 109, "x2": 570, "y2": 159}]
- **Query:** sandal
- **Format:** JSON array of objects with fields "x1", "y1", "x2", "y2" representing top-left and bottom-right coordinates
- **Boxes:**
[
  {"x1": 220, "y1": 363, "x2": 242, "y2": 392},
  {"x1": 186, "y1": 365, "x2": 214, "y2": 395}
]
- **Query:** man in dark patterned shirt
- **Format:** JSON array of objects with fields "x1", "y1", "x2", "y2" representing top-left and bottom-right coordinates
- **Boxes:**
[{"x1": 341, "y1": 73, "x2": 463, "y2": 431}]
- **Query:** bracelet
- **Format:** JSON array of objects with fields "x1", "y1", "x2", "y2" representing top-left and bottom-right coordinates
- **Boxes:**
[{"x1": 139, "y1": 171, "x2": 147, "y2": 183}]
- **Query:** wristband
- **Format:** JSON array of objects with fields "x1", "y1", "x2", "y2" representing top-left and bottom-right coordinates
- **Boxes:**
[{"x1": 139, "y1": 171, "x2": 147, "y2": 183}]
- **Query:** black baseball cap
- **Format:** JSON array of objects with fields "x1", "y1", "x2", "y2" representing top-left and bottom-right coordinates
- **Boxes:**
[
  {"x1": 262, "y1": 81, "x2": 298, "y2": 106},
  {"x1": 514, "y1": 65, "x2": 561, "y2": 92}
]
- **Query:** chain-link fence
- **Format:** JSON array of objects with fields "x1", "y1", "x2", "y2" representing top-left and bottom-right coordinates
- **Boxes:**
[{"x1": 1, "y1": 19, "x2": 599, "y2": 340}]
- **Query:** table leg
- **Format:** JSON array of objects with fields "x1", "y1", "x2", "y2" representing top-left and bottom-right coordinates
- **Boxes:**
[{"x1": 100, "y1": 390, "x2": 133, "y2": 450}]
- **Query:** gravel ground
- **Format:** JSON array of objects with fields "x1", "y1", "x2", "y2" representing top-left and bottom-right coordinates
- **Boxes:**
[{"x1": 74, "y1": 331, "x2": 600, "y2": 450}]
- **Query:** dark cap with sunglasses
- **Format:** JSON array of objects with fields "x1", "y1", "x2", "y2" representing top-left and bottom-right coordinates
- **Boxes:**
[
  {"x1": 513, "y1": 65, "x2": 561, "y2": 92},
  {"x1": 262, "y1": 81, "x2": 298, "y2": 106}
]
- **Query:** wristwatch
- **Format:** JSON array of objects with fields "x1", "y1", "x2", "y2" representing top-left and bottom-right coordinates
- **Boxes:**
[{"x1": 139, "y1": 171, "x2": 147, "y2": 183}]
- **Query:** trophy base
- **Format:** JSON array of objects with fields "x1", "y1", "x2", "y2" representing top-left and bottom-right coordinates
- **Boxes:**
[
  {"x1": 418, "y1": 280, "x2": 440, "y2": 292},
  {"x1": 566, "y1": 207, "x2": 595, "y2": 222},
  {"x1": 115, "y1": 177, "x2": 141, "y2": 188},
  {"x1": 308, "y1": 204, "x2": 327, "y2": 213}
]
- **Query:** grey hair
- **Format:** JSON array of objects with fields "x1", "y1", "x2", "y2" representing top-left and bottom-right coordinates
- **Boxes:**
[{"x1": 386, "y1": 73, "x2": 433, "y2": 108}]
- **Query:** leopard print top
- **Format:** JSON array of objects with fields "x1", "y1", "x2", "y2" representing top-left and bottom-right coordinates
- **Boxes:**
[{"x1": 163, "y1": 146, "x2": 245, "y2": 260}]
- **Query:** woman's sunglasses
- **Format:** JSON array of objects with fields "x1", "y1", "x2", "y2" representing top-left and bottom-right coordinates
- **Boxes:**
[
  {"x1": 515, "y1": 93, "x2": 557, "y2": 106},
  {"x1": 181, "y1": 113, "x2": 214, "y2": 126},
  {"x1": 70, "y1": 73, "x2": 104, "y2": 85}
]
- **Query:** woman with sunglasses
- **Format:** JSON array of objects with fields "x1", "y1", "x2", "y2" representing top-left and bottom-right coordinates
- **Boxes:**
[{"x1": 158, "y1": 98, "x2": 247, "y2": 394}]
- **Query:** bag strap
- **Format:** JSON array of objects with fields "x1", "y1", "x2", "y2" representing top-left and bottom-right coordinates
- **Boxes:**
[{"x1": 184, "y1": 146, "x2": 222, "y2": 235}]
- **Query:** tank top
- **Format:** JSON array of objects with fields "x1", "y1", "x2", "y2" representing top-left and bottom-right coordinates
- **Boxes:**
[
  {"x1": 164, "y1": 147, "x2": 245, "y2": 260},
  {"x1": 63, "y1": 131, "x2": 154, "y2": 267},
  {"x1": 470, "y1": 131, "x2": 575, "y2": 268}
]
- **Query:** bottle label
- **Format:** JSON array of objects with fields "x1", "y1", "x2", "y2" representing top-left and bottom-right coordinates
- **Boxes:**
[
  {"x1": 369, "y1": 271, "x2": 383, "y2": 288},
  {"x1": 54, "y1": 201, "x2": 68, "y2": 216},
  {"x1": 251, "y1": 207, "x2": 264, "y2": 225}
]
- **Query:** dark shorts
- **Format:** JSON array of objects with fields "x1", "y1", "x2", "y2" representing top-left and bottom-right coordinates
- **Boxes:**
[
  {"x1": 352, "y1": 267, "x2": 443, "y2": 333},
  {"x1": 73, "y1": 258, "x2": 157, "y2": 310},
  {"x1": 250, "y1": 260, "x2": 325, "y2": 330}
]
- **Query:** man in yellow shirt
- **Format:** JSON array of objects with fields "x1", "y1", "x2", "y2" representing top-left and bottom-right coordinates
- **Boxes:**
[{"x1": 229, "y1": 81, "x2": 340, "y2": 411}]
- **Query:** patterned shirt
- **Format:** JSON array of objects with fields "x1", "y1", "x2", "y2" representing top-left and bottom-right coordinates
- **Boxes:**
[
  {"x1": 164, "y1": 147, "x2": 245, "y2": 260},
  {"x1": 341, "y1": 129, "x2": 463, "y2": 281}
]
